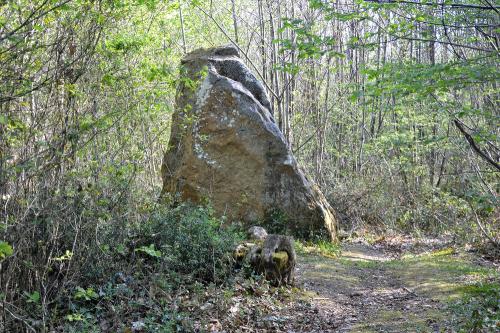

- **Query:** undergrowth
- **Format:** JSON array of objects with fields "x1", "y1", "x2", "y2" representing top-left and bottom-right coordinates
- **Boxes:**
[
  {"x1": 451, "y1": 282, "x2": 500, "y2": 332},
  {"x1": 260, "y1": 208, "x2": 331, "y2": 241},
  {"x1": 0, "y1": 202, "x2": 242, "y2": 331},
  {"x1": 295, "y1": 239, "x2": 342, "y2": 258},
  {"x1": 328, "y1": 178, "x2": 498, "y2": 248}
]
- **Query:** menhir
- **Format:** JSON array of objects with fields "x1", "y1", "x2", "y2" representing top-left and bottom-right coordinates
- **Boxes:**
[{"x1": 161, "y1": 45, "x2": 338, "y2": 241}]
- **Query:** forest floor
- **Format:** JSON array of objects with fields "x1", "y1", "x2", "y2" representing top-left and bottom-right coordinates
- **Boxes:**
[
  {"x1": 292, "y1": 238, "x2": 499, "y2": 332},
  {"x1": 55, "y1": 236, "x2": 499, "y2": 332}
]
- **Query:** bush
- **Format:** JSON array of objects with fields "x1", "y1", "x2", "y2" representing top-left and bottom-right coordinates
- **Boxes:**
[
  {"x1": 451, "y1": 282, "x2": 500, "y2": 332},
  {"x1": 261, "y1": 208, "x2": 290, "y2": 235},
  {"x1": 133, "y1": 203, "x2": 242, "y2": 284},
  {"x1": 327, "y1": 175, "x2": 497, "y2": 245},
  {"x1": 0, "y1": 192, "x2": 240, "y2": 331},
  {"x1": 260, "y1": 208, "x2": 329, "y2": 241}
]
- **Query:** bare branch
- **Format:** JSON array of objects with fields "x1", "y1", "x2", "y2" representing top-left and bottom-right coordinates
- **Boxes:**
[
  {"x1": 363, "y1": 0, "x2": 500, "y2": 11},
  {"x1": 453, "y1": 119, "x2": 500, "y2": 171}
]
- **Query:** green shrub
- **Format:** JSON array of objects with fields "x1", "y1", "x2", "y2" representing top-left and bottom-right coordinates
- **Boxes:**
[
  {"x1": 451, "y1": 282, "x2": 500, "y2": 332},
  {"x1": 262, "y1": 208, "x2": 290, "y2": 235},
  {"x1": 261, "y1": 208, "x2": 329, "y2": 240},
  {"x1": 134, "y1": 203, "x2": 241, "y2": 284},
  {"x1": 294, "y1": 239, "x2": 341, "y2": 258}
]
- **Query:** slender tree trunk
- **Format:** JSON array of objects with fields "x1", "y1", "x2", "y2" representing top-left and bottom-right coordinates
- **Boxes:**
[
  {"x1": 231, "y1": 0, "x2": 239, "y2": 44},
  {"x1": 179, "y1": 0, "x2": 187, "y2": 54}
]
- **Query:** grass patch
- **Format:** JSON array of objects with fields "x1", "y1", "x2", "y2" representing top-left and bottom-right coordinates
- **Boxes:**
[
  {"x1": 294, "y1": 240, "x2": 341, "y2": 258},
  {"x1": 336, "y1": 257, "x2": 380, "y2": 269},
  {"x1": 428, "y1": 248, "x2": 455, "y2": 257},
  {"x1": 395, "y1": 252, "x2": 493, "y2": 277}
]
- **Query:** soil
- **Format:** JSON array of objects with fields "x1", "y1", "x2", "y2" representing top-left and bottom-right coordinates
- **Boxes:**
[
  {"x1": 121, "y1": 238, "x2": 497, "y2": 332},
  {"x1": 293, "y1": 240, "x2": 498, "y2": 332}
]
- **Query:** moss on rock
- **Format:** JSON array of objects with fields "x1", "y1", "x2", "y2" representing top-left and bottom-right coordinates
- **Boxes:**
[{"x1": 272, "y1": 251, "x2": 289, "y2": 270}]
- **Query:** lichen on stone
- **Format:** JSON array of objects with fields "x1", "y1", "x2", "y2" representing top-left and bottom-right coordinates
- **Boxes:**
[
  {"x1": 272, "y1": 251, "x2": 289, "y2": 270},
  {"x1": 161, "y1": 46, "x2": 338, "y2": 241}
]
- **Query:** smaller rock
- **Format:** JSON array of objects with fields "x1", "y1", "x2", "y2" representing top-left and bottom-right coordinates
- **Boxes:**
[
  {"x1": 261, "y1": 234, "x2": 296, "y2": 285},
  {"x1": 234, "y1": 243, "x2": 251, "y2": 261},
  {"x1": 234, "y1": 231, "x2": 295, "y2": 285},
  {"x1": 247, "y1": 226, "x2": 268, "y2": 241}
]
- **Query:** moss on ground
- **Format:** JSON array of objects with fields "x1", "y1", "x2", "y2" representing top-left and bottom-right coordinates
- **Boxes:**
[{"x1": 297, "y1": 244, "x2": 499, "y2": 332}]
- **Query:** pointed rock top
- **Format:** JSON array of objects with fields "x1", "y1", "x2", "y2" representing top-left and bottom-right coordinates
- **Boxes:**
[{"x1": 182, "y1": 45, "x2": 240, "y2": 63}]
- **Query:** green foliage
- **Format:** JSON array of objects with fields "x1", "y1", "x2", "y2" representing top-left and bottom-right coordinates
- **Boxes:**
[
  {"x1": 24, "y1": 291, "x2": 40, "y2": 304},
  {"x1": 262, "y1": 209, "x2": 290, "y2": 235},
  {"x1": 279, "y1": 0, "x2": 499, "y2": 245},
  {"x1": 277, "y1": 17, "x2": 345, "y2": 60},
  {"x1": 74, "y1": 287, "x2": 99, "y2": 302},
  {"x1": 134, "y1": 204, "x2": 241, "y2": 284},
  {"x1": 135, "y1": 244, "x2": 163, "y2": 258},
  {"x1": 0, "y1": 241, "x2": 13, "y2": 260},
  {"x1": 52, "y1": 203, "x2": 241, "y2": 331},
  {"x1": 451, "y1": 282, "x2": 500, "y2": 332},
  {"x1": 65, "y1": 313, "x2": 85, "y2": 322},
  {"x1": 330, "y1": 176, "x2": 489, "y2": 239},
  {"x1": 54, "y1": 250, "x2": 73, "y2": 262}
]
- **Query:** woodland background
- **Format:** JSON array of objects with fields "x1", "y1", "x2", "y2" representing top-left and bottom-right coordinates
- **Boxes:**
[{"x1": 0, "y1": 0, "x2": 498, "y2": 331}]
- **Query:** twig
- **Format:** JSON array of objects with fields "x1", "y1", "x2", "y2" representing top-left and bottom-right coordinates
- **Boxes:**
[
  {"x1": 363, "y1": 0, "x2": 500, "y2": 11},
  {"x1": 453, "y1": 119, "x2": 500, "y2": 172},
  {"x1": 468, "y1": 202, "x2": 500, "y2": 249},
  {"x1": 193, "y1": 4, "x2": 279, "y2": 100},
  {"x1": 1, "y1": 303, "x2": 37, "y2": 333},
  {"x1": 403, "y1": 286, "x2": 417, "y2": 296}
]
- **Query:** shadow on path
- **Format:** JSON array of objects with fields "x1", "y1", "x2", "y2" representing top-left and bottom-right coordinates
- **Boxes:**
[{"x1": 295, "y1": 243, "x2": 494, "y2": 332}]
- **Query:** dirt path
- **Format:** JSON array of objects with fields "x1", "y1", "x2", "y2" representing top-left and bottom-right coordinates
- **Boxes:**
[{"x1": 295, "y1": 242, "x2": 496, "y2": 332}]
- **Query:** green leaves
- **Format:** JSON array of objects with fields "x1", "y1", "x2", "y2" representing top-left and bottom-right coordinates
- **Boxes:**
[
  {"x1": 273, "y1": 62, "x2": 300, "y2": 75},
  {"x1": 0, "y1": 241, "x2": 13, "y2": 260},
  {"x1": 135, "y1": 244, "x2": 162, "y2": 258},
  {"x1": 134, "y1": 204, "x2": 241, "y2": 284},
  {"x1": 74, "y1": 287, "x2": 99, "y2": 301},
  {"x1": 54, "y1": 250, "x2": 73, "y2": 262},
  {"x1": 277, "y1": 18, "x2": 342, "y2": 60},
  {"x1": 107, "y1": 35, "x2": 145, "y2": 53},
  {"x1": 65, "y1": 313, "x2": 84, "y2": 322},
  {"x1": 24, "y1": 291, "x2": 40, "y2": 304}
]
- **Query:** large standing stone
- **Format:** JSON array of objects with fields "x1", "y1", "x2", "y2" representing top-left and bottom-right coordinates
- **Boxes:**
[{"x1": 161, "y1": 46, "x2": 338, "y2": 240}]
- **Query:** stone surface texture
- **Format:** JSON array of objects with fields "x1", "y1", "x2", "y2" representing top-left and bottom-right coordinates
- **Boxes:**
[
  {"x1": 247, "y1": 226, "x2": 268, "y2": 241},
  {"x1": 161, "y1": 45, "x2": 337, "y2": 240}
]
